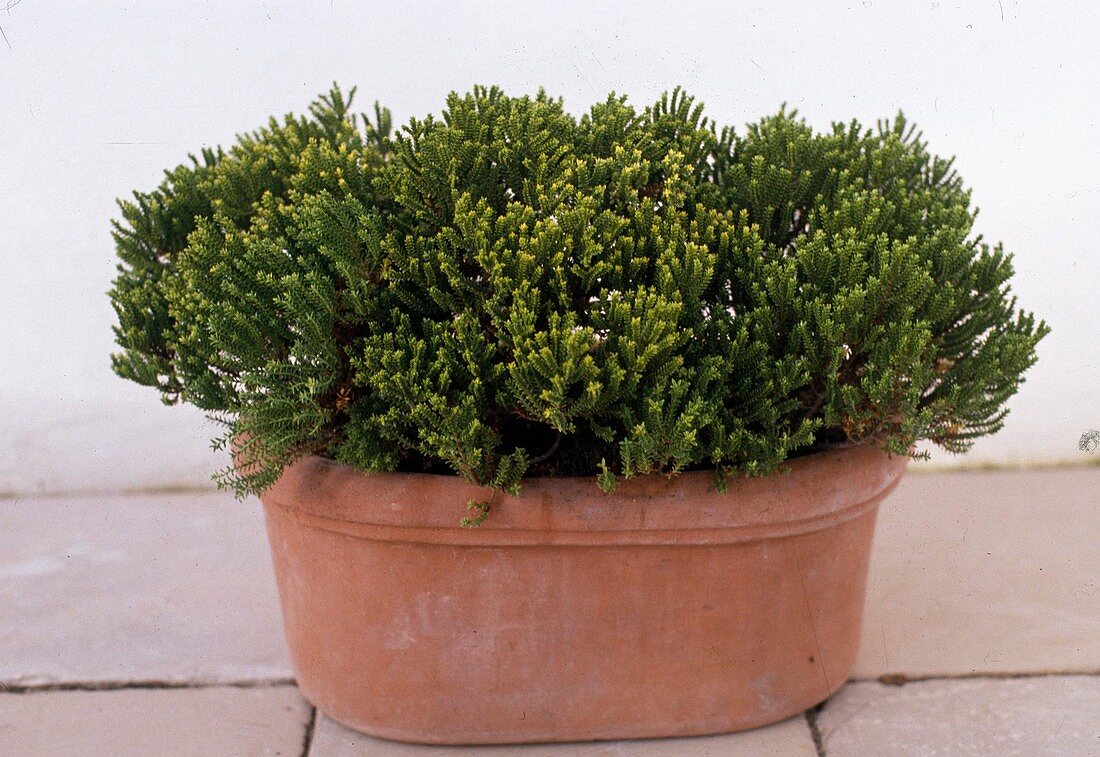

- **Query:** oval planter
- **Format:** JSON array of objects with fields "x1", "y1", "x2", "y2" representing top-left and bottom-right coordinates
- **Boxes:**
[{"x1": 258, "y1": 444, "x2": 907, "y2": 745}]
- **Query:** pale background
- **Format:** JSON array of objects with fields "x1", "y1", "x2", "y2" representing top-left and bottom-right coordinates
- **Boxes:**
[{"x1": 1, "y1": 1, "x2": 1096, "y2": 495}]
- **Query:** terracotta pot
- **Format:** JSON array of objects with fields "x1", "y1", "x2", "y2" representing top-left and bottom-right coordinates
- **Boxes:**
[{"x1": 258, "y1": 444, "x2": 907, "y2": 745}]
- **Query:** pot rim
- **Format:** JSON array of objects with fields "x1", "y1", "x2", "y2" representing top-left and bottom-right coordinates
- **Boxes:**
[{"x1": 258, "y1": 443, "x2": 908, "y2": 546}]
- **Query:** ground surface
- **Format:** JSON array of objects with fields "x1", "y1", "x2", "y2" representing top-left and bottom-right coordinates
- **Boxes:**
[{"x1": 2, "y1": 467, "x2": 1098, "y2": 755}]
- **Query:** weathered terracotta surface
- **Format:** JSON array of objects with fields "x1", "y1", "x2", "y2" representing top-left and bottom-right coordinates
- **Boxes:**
[{"x1": 258, "y1": 445, "x2": 907, "y2": 745}]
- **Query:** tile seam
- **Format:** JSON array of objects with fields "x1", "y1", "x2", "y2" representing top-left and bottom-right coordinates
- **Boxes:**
[
  {"x1": 0, "y1": 677, "x2": 296, "y2": 694},
  {"x1": 300, "y1": 705, "x2": 317, "y2": 757},
  {"x1": 852, "y1": 670, "x2": 1100, "y2": 686}
]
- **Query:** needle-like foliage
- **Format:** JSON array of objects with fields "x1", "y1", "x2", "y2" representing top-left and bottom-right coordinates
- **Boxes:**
[{"x1": 109, "y1": 84, "x2": 1048, "y2": 500}]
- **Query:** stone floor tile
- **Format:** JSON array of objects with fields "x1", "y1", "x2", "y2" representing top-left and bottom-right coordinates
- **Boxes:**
[
  {"x1": 0, "y1": 685, "x2": 310, "y2": 756},
  {"x1": 818, "y1": 677, "x2": 1100, "y2": 756},
  {"x1": 307, "y1": 714, "x2": 816, "y2": 756},
  {"x1": 856, "y1": 467, "x2": 1100, "y2": 678},
  {"x1": 0, "y1": 492, "x2": 290, "y2": 685}
]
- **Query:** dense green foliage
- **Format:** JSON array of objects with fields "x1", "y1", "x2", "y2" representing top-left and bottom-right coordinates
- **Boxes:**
[{"x1": 110, "y1": 84, "x2": 1047, "y2": 501}]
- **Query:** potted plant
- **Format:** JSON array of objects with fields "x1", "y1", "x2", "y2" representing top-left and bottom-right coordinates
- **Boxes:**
[{"x1": 109, "y1": 85, "x2": 1047, "y2": 744}]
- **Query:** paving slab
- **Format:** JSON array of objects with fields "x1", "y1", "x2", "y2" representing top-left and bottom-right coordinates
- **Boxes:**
[
  {"x1": 3, "y1": 464, "x2": 1097, "y2": 756},
  {"x1": 817, "y1": 677, "x2": 1100, "y2": 756},
  {"x1": 308, "y1": 714, "x2": 816, "y2": 756},
  {"x1": 856, "y1": 466, "x2": 1100, "y2": 678},
  {"x1": 0, "y1": 492, "x2": 290, "y2": 686},
  {"x1": 0, "y1": 685, "x2": 310, "y2": 756}
]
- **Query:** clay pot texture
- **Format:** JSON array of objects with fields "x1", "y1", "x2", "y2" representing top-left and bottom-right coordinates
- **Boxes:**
[{"x1": 258, "y1": 444, "x2": 907, "y2": 745}]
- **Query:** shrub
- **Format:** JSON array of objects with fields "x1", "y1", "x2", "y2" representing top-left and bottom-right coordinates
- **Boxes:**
[{"x1": 109, "y1": 84, "x2": 1048, "y2": 500}]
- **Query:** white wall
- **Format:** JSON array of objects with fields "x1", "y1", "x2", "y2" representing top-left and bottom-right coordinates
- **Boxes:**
[{"x1": 2, "y1": 1, "x2": 1097, "y2": 494}]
